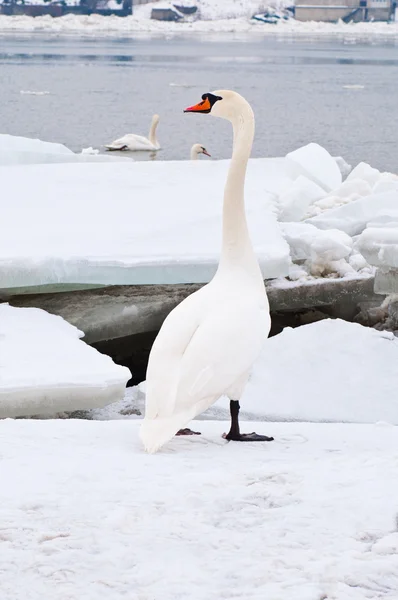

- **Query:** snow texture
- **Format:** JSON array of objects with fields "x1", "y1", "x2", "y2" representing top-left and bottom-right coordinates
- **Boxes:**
[
  {"x1": 234, "y1": 319, "x2": 398, "y2": 424},
  {"x1": 1, "y1": 417, "x2": 398, "y2": 600},
  {"x1": 280, "y1": 222, "x2": 353, "y2": 265},
  {"x1": 0, "y1": 133, "x2": 73, "y2": 156},
  {"x1": 357, "y1": 226, "x2": 398, "y2": 269},
  {"x1": 1, "y1": 10, "x2": 398, "y2": 35},
  {"x1": 286, "y1": 142, "x2": 342, "y2": 192},
  {"x1": 278, "y1": 175, "x2": 325, "y2": 222},
  {"x1": 307, "y1": 190, "x2": 398, "y2": 237},
  {"x1": 0, "y1": 303, "x2": 130, "y2": 417},
  {"x1": 0, "y1": 134, "x2": 132, "y2": 165},
  {"x1": 0, "y1": 137, "x2": 390, "y2": 288},
  {"x1": 0, "y1": 158, "x2": 296, "y2": 289}
]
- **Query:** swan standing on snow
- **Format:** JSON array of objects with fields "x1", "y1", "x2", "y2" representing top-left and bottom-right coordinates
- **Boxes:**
[
  {"x1": 190, "y1": 143, "x2": 211, "y2": 160},
  {"x1": 140, "y1": 90, "x2": 273, "y2": 454},
  {"x1": 105, "y1": 114, "x2": 160, "y2": 151}
]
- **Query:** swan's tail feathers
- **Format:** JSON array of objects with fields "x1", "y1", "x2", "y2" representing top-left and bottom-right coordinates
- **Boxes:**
[
  {"x1": 139, "y1": 412, "x2": 192, "y2": 454},
  {"x1": 105, "y1": 144, "x2": 128, "y2": 151}
]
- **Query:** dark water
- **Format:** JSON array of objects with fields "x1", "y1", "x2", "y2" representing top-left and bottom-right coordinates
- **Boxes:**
[{"x1": 1, "y1": 33, "x2": 398, "y2": 170}]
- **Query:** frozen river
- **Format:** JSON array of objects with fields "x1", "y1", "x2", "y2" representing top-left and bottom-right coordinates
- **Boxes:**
[{"x1": 1, "y1": 33, "x2": 398, "y2": 170}]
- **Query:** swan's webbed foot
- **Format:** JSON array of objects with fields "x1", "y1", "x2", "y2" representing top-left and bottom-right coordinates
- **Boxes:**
[
  {"x1": 223, "y1": 431, "x2": 274, "y2": 442},
  {"x1": 175, "y1": 428, "x2": 201, "y2": 436},
  {"x1": 224, "y1": 400, "x2": 274, "y2": 443}
]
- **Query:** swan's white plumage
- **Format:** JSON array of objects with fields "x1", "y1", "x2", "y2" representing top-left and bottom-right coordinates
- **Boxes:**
[
  {"x1": 190, "y1": 143, "x2": 211, "y2": 160},
  {"x1": 140, "y1": 90, "x2": 271, "y2": 453},
  {"x1": 105, "y1": 114, "x2": 160, "y2": 152}
]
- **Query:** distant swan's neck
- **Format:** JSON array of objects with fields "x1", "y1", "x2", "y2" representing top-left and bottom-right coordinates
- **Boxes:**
[
  {"x1": 217, "y1": 102, "x2": 261, "y2": 280},
  {"x1": 148, "y1": 117, "x2": 158, "y2": 147},
  {"x1": 191, "y1": 147, "x2": 198, "y2": 160}
]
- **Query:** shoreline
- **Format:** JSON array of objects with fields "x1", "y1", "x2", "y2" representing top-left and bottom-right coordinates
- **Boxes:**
[{"x1": 1, "y1": 15, "x2": 398, "y2": 37}]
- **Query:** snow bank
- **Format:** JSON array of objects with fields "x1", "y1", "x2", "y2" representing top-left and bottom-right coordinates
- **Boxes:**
[
  {"x1": 0, "y1": 139, "x2": 388, "y2": 289},
  {"x1": 280, "y1": 222, "x2": 354, "y2": 276},
  {"x1": 0, "y1": 304, "x2": 130, "y2": 418},
  {"x1": 1, "y1": 418, "x2": 398, "y2": 600},
  {"x1": 307, "y1": 189, "x2": 398, "y2": 237},
  {"x1": 304, "y1": 161, "x2": 398, "y2": 223},
  {"x1": 278, "y1": 175, "x2": 325, "y2": 222},
  {"x1": 0, "y1": 134, "x2": 132, "y2": 165},
  {"x1": 273, "y1": 144, "x2": 377, "y2": 279},
  {"x1": 1, "y1": 13, "x2": 398, "y2": 35},
  {"x1": 206, "y1": 319, "x2": 398, "y2": 424},
  {"x1": 0, "y1": 133, "x2": 72, "y2": 156},
  {"x1": 286, "y1": 143, "x2": 342, "y2": 192},
  {"x1": 357, "y1": 226, "x2": 398, "y2": 269},
  {"x1": 0, "y1": 141, "x2": 379, "y2": 289},
  {"x1": 195, "y1": 0, "x2": 267, "y2": 20},
  {"x1": 0, "y1": 158, "x2": 293, "y2": 289}
]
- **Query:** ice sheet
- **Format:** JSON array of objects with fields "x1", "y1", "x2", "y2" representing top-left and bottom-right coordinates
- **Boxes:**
[
  {"x1": 0, "y1": 158, "x2": 294, "y2": 288},
  {"x1": 307, "y1": 190, "x2": 398, "y2": 236},
  {"x1": 0, "y1": 303, "x2": 130, "y2": 417}
]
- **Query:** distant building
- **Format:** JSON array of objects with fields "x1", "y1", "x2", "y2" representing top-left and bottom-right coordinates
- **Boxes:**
[{"x1": 295, "y1": 0, "x2": 394, "y2": 21}]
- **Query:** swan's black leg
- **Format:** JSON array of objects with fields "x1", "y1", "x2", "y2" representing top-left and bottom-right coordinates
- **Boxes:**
[
  {"x1": 175, "y1": 428, "x2": 201, "y2": 436},
  {"x1": 224, "y1": 400, "x2": 274, "y2": 442}
]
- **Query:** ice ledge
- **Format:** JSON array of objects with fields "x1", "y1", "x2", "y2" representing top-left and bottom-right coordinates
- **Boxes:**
[{"x1": 2, "y1": 275, "x2": 377, "y2": 345}]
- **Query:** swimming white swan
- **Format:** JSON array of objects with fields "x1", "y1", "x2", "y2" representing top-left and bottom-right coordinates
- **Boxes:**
[
  {"x1": 140, "y1": 90, "x2": 273, "y2": 453},
  {"x1": 191, "y1": 143, "x2": 211, "y2": 160},
  {"x1": 105, "y1": 114, "x2": 160, "y2": 151}
]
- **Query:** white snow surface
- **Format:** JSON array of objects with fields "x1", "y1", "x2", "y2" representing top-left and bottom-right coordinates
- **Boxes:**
[
  {"x1": 0, "y1": 133, "x2": 72, "y2": 156},
  {"x1": 307, "y1": 189, "x2": 398, "y2": 237},
  {"x1": 236, "y1": 319, "x2": 398, "y2": 424},
  {"x1": 2, "y1": 12, "x2": 398, "y2": 35},
  {"x1": 0, "y1": 139, "x2": 389, "y2": 287},
  {"x1": 0, "y1": 303, "x2": 130, "y2": 417},
  {"x1": 278, "y1": 175, "x2": 325, "y2": 222},
  {"x1": 280, "y1": 222, "x2": 353, "y2": 264},
  {"x1": 0, "y1": 134, "x2": 132, "y2": 165},
  {"x1": 1, "y1": 417, "x2": 398, "y2": 600},
  {"x1": 286, "y1": 143, "x2": 342, "y2": 192},
  {"x1": 357, "y1": 226, "x2": 398, "y2": 268},
  {"x1": 0, "y1": 158, "x2": 299, "y2": 288}
]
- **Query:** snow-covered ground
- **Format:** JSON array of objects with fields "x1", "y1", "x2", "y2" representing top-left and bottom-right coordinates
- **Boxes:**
[
  {"x1": 1, "y1": 138, "x2": 388, "y2": 290},
  {"x1": 0, "y1": 134, "x2": 131, "y2": 165},
  {"x1": 0, "y1": 8, "x2": 398, "y2": 35},
  {"x1": 0, "y1": 157, "x2": 292, "y2": 288},
  {"x1": 0, "y1": 304, "x2": 130, "y2": 417},
  {"x1": 1, "y1": 417, "x2": 398, "y2": 600}
]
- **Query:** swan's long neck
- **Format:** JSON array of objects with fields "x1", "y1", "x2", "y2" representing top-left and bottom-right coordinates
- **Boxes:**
[
  {"x1": 148, "y1": 117, "x2": 159, "y2": 146},
  {"x1": 217, "y1": 102, "x2": 261, "y2": 280},
  {"x1": 190, "y1": 146, "x2": 198, "y2": 160}
]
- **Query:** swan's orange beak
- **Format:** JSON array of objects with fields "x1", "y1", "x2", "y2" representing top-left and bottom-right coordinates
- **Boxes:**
[
  {"x1": 202, "y1": 149, "x2": 211, "y2": 157},
  {"x1": 184, "y1": 97, "x2": 211, "y2": 114}
]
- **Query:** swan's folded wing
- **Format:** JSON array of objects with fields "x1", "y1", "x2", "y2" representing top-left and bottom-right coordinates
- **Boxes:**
[
  {"x1": 105, "y1": 135, "x2": 130, "y2": 150},
  {"x1": 144, "y1": 290, "x2": 206, "y2": 419},
  {"x1": 174, "y1": 304, "x2": 268, "y2": 412}
]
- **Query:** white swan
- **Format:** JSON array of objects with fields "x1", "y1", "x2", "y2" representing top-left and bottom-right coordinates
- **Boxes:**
[
  {"x1": 190, "y1": 143, "x2": 211, "y2": 160},
  {"x1": 140, "y1": 90, "x2": 273, "y2": 453},
  {"x1": 105, "y1": 114, "x2": 160, "y2": 151}
]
